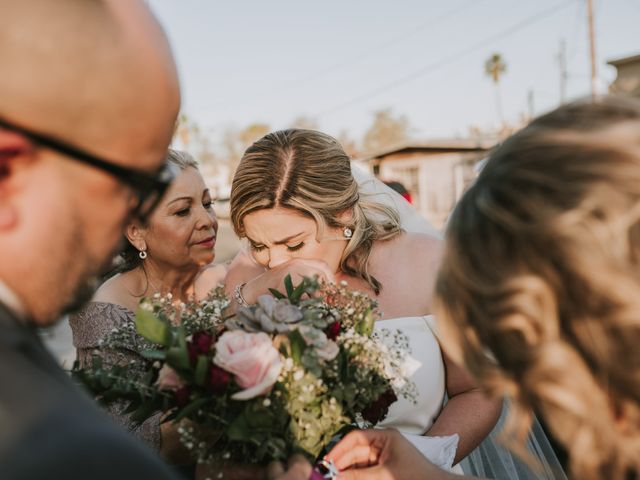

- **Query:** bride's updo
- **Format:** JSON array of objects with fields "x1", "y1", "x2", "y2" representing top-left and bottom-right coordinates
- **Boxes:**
[
  {"x1": 230, "y1": 129, "x2": 401, "y2": 294},
  {"x1": 435, "y1": 96, "x2": 640, "y2": 480}
]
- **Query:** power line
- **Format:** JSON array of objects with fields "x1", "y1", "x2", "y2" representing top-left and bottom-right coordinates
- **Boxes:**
[
  {"x1": 209, "y1": 0, "x2": 484, "y2": 111},
  {"x1": 317, "y1": 0, "x2": 577, "y2": 118},
  {"x1": 290, "y1": 0, "x2": 486, "y2": 83}
]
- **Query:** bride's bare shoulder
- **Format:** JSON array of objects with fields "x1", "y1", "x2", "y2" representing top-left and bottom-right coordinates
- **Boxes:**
[
  {"x1": 225, "y1": 250, "x2": 265, "y2": 284},
  {"x1": 194, "y1": 263, "x2": 228, "y2": 299},
  {"x1": 380, "y1": 231, "x2": 443, "y2": 266}
]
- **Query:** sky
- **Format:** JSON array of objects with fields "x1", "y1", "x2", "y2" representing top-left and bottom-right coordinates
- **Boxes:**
[{"x1": 147, "y1": 0, "x2": 640, "y2": 145}]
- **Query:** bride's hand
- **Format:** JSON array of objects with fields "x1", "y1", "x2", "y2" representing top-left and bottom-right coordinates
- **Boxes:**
[
  {"x1": 241, "y1": 259, "x2": 336, "y2": 304},
  {"x1": 326, "y1": 429, "x2": 462, "y2": 480}
]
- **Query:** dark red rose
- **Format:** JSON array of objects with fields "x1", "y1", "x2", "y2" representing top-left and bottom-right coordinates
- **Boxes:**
[
  {"x1": 174, "y1": 386, "x2": 191, "y2": 407},
  {"x1": 325, "y1": 321, "x2": 342, "y2": 340},
  {"x1": 187, "y1": 331, "x2": 215, "y2": 364},
  {"x1": 361, "y1": 389, "x2": 398, "y2": 424},
  {"x1": 209, "y1": 365, "x2": 231, "y2": 395}
]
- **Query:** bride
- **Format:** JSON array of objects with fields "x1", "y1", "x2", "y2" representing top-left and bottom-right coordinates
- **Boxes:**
[{"x1": 223, "y1": 128, "x2": 503, "y2": 472}]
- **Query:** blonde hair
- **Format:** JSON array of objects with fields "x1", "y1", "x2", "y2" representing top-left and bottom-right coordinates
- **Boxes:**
[
  {"x1": 230, "y1": 129, "x2": 401, "y2": 293},
  {"x1": 435, "y1": 96, "x2": 640, "y2": 480},
  {"x1": 167, "y1": 148, "x2": 198, "y2": 170}
]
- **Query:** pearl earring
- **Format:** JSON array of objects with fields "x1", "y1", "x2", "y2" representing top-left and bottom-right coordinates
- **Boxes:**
[
  {"x1": 139, "y1": 249, "x2": 148, "y2": 260},
  {"x1": 343, "y1": 227, "x2": 353, "y2": 239}
]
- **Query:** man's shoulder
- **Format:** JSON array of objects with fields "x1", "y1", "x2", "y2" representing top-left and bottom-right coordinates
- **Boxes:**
[
  {"x1": 2, "y1": 406, "x2": 179, "y2": 479},
  {"x1": 0, "y1": 347, "x2": 178, "y2": 479}
]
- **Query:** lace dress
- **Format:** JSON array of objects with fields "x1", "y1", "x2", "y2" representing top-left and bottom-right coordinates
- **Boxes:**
[{"x1": 69, "y1": 302, "x2": 162, "y2": 451}]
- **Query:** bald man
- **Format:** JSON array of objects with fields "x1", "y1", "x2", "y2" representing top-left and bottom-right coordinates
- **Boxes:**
[{"x1": 0, "y1": 1, "x2": 183, "y2": 478}]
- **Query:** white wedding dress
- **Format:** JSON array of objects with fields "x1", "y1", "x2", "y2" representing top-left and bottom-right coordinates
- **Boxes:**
[
  {"x1": 374, "y1": 316, "x2": 463, "y2": 473},
  {"x1": 358, "y1": 166, "x2": 567, "y2": 479}
]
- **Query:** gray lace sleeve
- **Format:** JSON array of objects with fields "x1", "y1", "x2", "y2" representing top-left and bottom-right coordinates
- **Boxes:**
[{"x1": 69, "y1": 302, "x2": 162, "y2": 452}]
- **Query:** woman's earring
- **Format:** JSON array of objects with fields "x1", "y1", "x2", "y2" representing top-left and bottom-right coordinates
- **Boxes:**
[
  {"x1": 343, "y1": 227, "x2": 353, "y2": 239},
  {"x1": 138, "y1": 249, "x2": 148, "y2": 260}
]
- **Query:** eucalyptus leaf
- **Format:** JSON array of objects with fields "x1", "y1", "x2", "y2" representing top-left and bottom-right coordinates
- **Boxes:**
[
  {"x1": 288, "y1": 329, "x2": 307, "y2": 364},
  {"x1": 174, "y1": 396, "x2": 209, "y2": 422},
  {"x1": 355, "y1": 309, "x2": 374, "y2": 336},
  {"x1": 291, "y1": 281, "x2": 306, "y2": 303},
  {"x1": 194, "y1": 354, "x2": 210, "y2": 386},
  {"x1": 227, "y1": 411, "x2": 252, "y2": 441},
  {"x1": 284, "y1": 274, "x2": 294, "y2": 297},
  {"x1": 140, "y1": 349, "x2": 167, "y2": 361},
  {"x1": 166, "y1": 346, "x2": 190, "y2": 370},
  {"x1": 135, "y1": 308, "x2": 170, "y2": 346},
  {"x1": 269, "y1": 288, "x2": 286, "y2": 300}
]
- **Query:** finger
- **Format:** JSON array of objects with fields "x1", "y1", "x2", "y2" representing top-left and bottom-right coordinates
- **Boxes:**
[
  {"x1": 309, "y1": 260, "x2": 336, "y2": 283},
  {"x1": 326, "y1": 430, "x2": 380, "y2": 462},
  {"x1": 287, "y1": 259, "x2": 334, "y2": 281},
  {"x1": 328, "y1": 445, "x2": 379, "y2": 471},
  {"x1": 265, "y1": 461, "x2": 285, "y2": 480},
  {"x1": 335, "y1": 465, "x2": 387, "y2": 480},
  {"x1": 291, "y1": 268, "x2": 332, "y2": 286}
]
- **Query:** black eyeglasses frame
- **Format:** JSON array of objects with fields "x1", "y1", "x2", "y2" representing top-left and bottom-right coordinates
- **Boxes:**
[{"x1": 0, "y1": 116, "x2": 175, "y2": 223}]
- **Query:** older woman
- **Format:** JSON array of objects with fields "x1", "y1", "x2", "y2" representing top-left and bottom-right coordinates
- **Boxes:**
[
  {"x1": 328, "y1": 96, "x2": 640, "y2": 480},
  {"x1": 224, "y1": 129, "x2": 503, "y2": 472},
  {"x1": 70, "y1": 149, "x2": 226, "y2": 469}
]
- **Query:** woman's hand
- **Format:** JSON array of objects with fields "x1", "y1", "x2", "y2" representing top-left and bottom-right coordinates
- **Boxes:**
[
  {"x1": 326, "y1": 429, "x2": 465, "y2": 480},
  {"x1": 241, "y1": 258, "x2": 336, "y2": 304}
]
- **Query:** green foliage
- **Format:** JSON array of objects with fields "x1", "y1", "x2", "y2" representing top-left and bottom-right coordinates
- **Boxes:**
[
  {"x1": 270, "y1": 274, "x2": 320, "y2": 305},
  {"x1": 73, "y1": 278, "x2": 413, "y2": 469},
  {"x1": 135, "y1": 307, "x2": 170, "y2": 346}
]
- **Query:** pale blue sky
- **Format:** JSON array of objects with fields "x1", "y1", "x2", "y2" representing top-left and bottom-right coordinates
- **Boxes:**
[{"x1": 148, "y1": 0, "x2": 640, "y2": 143}]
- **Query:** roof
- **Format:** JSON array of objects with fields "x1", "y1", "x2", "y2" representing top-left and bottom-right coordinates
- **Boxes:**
[
  {"x1": 356, "y1": 139, "x2": 495, "y2": 163},
  {"x1": 607, "y1": 52, "x2": 640, "y2": 67}
]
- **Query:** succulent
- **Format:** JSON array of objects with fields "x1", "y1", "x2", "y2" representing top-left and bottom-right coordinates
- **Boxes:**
[{"x1": 226, "y1": 295, "x2": 304, "y2": 333}]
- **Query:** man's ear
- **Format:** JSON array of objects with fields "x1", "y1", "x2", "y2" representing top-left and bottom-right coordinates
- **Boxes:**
[
  {"x1": 0, "y1": 130, "x2": 32, "y2": 231},
  {"x1": 125, "y1": 221, "x2": 147, "y2": 251}
]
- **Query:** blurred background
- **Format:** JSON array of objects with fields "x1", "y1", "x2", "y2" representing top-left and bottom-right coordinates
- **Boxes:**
[{"x1": 42, "y1": 0, "x2": 640, "y2": 364}]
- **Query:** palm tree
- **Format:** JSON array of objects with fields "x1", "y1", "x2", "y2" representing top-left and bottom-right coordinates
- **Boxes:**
[{"x1": 484, "y1": 53, "x2": 507, "y2": 126}]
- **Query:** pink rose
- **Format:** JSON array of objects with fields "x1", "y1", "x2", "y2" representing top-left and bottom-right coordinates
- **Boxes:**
[
  {"x1": 155, "y1": 364, "x2": 185, "y2": 391},
  {"x1": 213, "y1": 331, "x2": 282, "y2": 400}
]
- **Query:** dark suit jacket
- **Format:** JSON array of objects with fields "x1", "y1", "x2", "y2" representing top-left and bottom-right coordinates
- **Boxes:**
[{"x1": 0, "y1": 304, "x2": 183, "y2": 480}]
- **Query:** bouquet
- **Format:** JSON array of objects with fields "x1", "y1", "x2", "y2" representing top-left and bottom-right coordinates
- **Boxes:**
[{"x1": 75, "y1": 277, "x2": 415, "y2": 467}]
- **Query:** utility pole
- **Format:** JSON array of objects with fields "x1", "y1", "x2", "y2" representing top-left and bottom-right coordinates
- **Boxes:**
[
  {"x1": 586, "y1": 0, "x2": 598, "y2": 99},
  {"x1": 527, "y1": 90, "x2": 535, "y2": 120},
  {"x1": 557, "y1": 38, "x2": 567, "y2": 104}
]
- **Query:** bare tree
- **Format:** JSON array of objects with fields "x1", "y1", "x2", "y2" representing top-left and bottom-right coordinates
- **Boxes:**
[
  {"x1": 337, "y1": 129, "x2": 360, "y2": 159},
  {"x1": 362, "y1": 108, "x2": 410, "y2": 154},
  {"x1": 290, "y1": 115, "x2": 319, "y2": 130},
  {"x1": 222, "y1": 122, "x2": 271, "y2": 182}
]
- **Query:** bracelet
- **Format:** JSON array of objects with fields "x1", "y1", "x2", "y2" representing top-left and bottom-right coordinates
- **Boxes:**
[{"x1": 233, "y1": 282, "x2": 250, "y2": 307}]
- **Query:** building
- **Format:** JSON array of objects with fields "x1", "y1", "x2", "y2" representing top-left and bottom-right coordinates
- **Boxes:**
[
  {"x1": 355, "y1": 139, "x2": 494, "y2": 229},
  {"x1": 608, "y1": 52, "x2": 640, "y2": 98}
]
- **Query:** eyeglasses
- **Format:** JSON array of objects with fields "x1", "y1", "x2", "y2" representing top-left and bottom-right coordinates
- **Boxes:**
[{"x1": 0, "y1": 116, "x2": 176, "y2": 224}]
